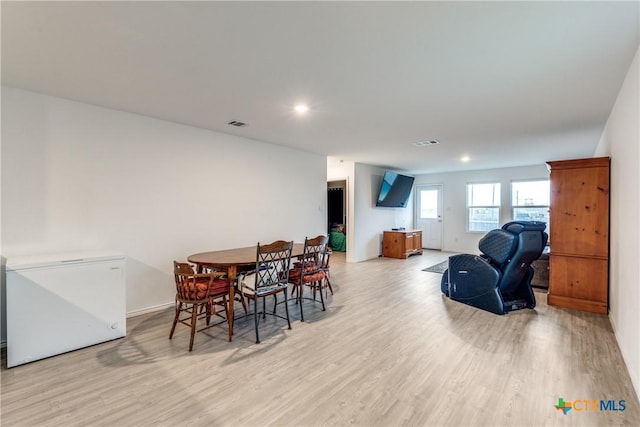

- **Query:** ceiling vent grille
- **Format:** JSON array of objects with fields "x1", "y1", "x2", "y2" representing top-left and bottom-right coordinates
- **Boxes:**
[
  {"x1": 414, "y1": 140, "x2": 440, "y2": 147},
  {"x1": 227, "y1": 120, "x2": 247, "y2": 127}
]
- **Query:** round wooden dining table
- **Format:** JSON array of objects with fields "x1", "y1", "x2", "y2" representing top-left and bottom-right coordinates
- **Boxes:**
[{"x1": 187, "y1": 243, "x2": 305, "y2": 339}]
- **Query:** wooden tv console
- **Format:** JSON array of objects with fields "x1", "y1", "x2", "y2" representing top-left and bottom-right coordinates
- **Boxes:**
[{"x1": 383, "y1": 230, "x2": 423, "y2": 259}]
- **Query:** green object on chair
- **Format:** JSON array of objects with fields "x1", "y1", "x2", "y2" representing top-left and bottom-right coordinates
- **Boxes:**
[{"x1": 329, "y1": 231, "x2": 346, "y2": 252}]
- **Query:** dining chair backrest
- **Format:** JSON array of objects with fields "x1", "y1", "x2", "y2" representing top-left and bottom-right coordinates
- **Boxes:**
[
  {"x1": 300, "y1": 235, "x2": 329, "y2": 271},
  {"x1": 251, "y1": 240, "x2": 294, "y2": 296},
  {"x1": 319, "y1": 247, "x2": 331, "y2": 271}
]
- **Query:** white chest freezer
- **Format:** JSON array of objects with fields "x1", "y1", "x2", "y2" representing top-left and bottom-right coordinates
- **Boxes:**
[{"x1": 6, "y1": 251, "x2": 126, "y2": 367}]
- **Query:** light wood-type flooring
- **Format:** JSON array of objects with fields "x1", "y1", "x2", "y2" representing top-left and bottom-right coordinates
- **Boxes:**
[{"x1": 2, "y1": 250, "x2": 639, "y2": 426}]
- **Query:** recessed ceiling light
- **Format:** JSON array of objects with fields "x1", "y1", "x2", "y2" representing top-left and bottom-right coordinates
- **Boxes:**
[
  {"x1": 294, "y1": 104, "x2": 309, "y2": 114},
  {"x1": 461, "y1": 155, "x2": 471, "y2": 162}
]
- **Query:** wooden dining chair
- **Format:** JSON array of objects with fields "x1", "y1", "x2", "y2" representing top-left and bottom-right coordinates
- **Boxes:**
[
  {"x1": 169, "y1": 261, "x2": 232, "y2": 351},
  {"x1": 236, "y1": 240, "x2": 294, "y2": 344},
  {"x1": 289, "y1": 235, "x2": 329, "y2": 322}
]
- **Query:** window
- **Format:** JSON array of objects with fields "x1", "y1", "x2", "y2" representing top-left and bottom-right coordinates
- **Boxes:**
[
  {"x1": 467, "y1": 182, "x2": 500, "y2": 232},
  {"x1": 419, "y1": 189, "x2": 438, "y2": 219},
  {"x1": 511, "y1": 180, "x2": 550, "y2": 231}
]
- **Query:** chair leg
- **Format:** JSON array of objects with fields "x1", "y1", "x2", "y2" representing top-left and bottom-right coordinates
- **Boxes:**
[
  {"x1": 253, "y1": 298, "x2": 260, "y2": 344},
  {"x1": 299, "y1": 283, "x2": 305, "y2": 322},
  {"x1": 169, "y1": 301, "x2": 181, "y2": 339},
  {"x1": 325, "y1": 275, "x2": 333, "y2": 297},
  {"x1": 262, "y1": 296, "x2": 266, "y2": 319},
  {"x1": 205, "y1": 299, "x2": 211, "y2": 325},
  {"x1": 284, "y1": 289, "x2": 291, "y2": 330},
  {"x1": 189, "y1": 303, "x2": 198, "y2": 352},
  {"x1": 319, "y1": 279, "x2": 326, "y2": 311},
  {"x1": 237, "y1": 292, "x2": 248, "y2": 314}
]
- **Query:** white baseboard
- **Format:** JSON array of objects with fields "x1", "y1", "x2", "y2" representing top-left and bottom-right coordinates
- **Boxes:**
[{"x1": 126, "y1": 302, "x2": 173, "y2": 318}]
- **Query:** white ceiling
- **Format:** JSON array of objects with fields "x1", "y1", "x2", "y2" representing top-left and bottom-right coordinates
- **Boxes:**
[{"x1": 2, "y1": 1, "x2": 639, "y2": 174}]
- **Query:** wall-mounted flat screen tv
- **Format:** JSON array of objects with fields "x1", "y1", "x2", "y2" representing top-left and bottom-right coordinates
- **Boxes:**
[{"x1": 376, "y1": 170, "x2": 415, "y2": 208}]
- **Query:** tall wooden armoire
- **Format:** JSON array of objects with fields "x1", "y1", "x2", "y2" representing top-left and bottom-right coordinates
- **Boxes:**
[{"x1": 546, "y1": 157, "x2": 610, "y2": 314}]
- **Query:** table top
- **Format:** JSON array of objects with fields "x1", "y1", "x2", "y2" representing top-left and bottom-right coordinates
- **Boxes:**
[{"x1": 188, "y1": 243, "x2": 306, "y2": 267}]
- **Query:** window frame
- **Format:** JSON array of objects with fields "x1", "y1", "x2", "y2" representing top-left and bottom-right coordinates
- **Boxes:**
[
  {"x1": 510, "y1": 179, "x2": 550, "y2": 229},
  {"x1": 466, "y1": 181, "x2": 501, "y2": 233}
]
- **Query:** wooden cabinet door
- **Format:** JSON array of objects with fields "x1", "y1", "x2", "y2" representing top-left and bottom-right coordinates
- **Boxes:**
[
  {"x1": 549, "y1": 161, "x2": 609, "y2": 258},
  {"x1": 411, "y1": 231, "x2": 423, "y2": 252},
  {"x1": 405, "y1": 234, "x2": 414, "y2": 252}
]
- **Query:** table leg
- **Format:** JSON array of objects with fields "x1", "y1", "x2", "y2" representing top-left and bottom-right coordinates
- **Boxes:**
[{"x1": 227, "y1": 265, "x2": 236, "y2": 341}]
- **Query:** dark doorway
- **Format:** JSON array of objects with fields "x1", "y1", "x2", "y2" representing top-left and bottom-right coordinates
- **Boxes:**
[
  {"x1": 328, "y1": 186, "x2": 344, "y2": 230},
  {"x1": 327, "y1": 180, "x2": 347, "y2": 253}
]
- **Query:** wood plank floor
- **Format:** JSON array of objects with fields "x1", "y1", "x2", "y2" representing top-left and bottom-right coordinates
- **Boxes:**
[{"x1": 2, "y1": 250, "x2": 639, "y2": 426}]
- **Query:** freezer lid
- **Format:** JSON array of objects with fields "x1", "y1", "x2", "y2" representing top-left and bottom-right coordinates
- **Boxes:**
[{"x1": 6, "y1": 250, "x2": 126, "y2": 271}]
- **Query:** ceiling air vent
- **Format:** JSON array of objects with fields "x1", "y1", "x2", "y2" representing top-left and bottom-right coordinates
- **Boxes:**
[
  {"x1": 227, "y1": 120, "x2": 247, "y2": 127},
  {"x1": 414, "y1": 140, "x2": 440, "y2": 147}
]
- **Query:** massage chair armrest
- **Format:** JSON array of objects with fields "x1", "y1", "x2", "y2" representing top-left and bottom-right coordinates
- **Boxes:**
[{"x1": 446, "y1": 254, "x2": 501, "y2": 298}]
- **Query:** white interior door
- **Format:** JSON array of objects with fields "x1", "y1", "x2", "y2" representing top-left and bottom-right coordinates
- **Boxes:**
[{"x1": 415, "y1": 184, "x2": 443, "y2": 250}]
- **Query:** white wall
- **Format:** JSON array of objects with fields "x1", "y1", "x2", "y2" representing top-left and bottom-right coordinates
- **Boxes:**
[
  {"x1": 1, "y1": 87, "x2": 327, "y2": 341},
  {"x1": 595, "y1": 46, "x2": 640, "y2": 397},
  {"x1": 414, "y1": 164, "x2": 550, "y2": 253},
  {"x1": 353, "y1": 163, "x2": 413, "y2": 262}
]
